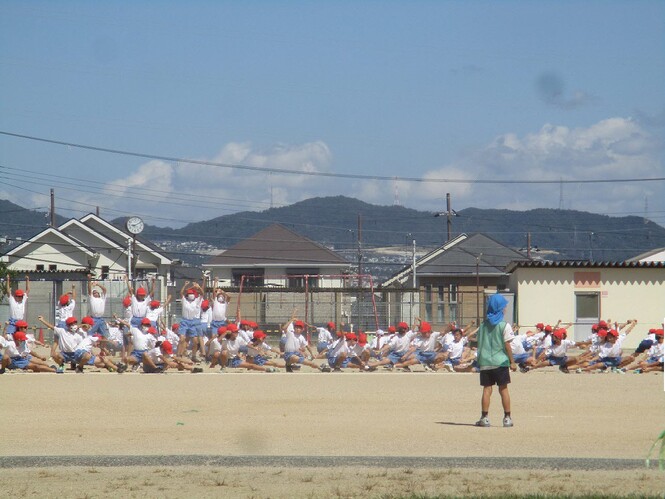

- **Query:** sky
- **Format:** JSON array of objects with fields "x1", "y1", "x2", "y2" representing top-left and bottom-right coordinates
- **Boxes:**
[{"x1": 1, "y1": 0, "x2": 664, "y2": 231}]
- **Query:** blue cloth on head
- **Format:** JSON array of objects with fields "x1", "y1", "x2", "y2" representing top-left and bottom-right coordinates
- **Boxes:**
[{"x1": 486, "y1": 294, "x2": 508, "y2": 326}]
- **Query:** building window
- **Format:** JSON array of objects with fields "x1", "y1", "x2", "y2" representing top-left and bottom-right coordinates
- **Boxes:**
[
  {"x1": 437, "y1": 286, "x2": 445, "y2": 322},
  {"x1": 36, "y1": 264, "x2": 45, "y2": 271},
  {"x1": 232, "y1": 269, "x2": 264, "y2": 287},
  {"x1": 448, "y1": 284, "x2": 458, "y2": 324},
  {"x1": 49, "y1": 264, "x2": 57, "y2": 271},
  {"x1": 576, "y1": 292, "x2": 599, "y2": 320},
  {"x1": 424, "y1": 285, "x2": 433, "y2": 322},
  {"x1": 286, "y1": 268, "x2": 319, "y2": 289}
]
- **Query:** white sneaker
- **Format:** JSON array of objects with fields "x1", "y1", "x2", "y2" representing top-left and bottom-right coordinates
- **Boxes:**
[
  {"x1": 503, "y1": 416, "x2": 513, "y2": 427},
  {"x1": 475, "y1": 416, "x2": 490, "y2": 427}
]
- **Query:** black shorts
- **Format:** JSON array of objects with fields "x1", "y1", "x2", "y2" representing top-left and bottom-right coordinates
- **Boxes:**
[{"x1": 479, "y1": 366, "x2": 511, "y2": 387}]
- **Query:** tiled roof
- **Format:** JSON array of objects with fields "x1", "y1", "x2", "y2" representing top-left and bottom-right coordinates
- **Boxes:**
[
  {"x1": 506, "y1": 260, "x2": 665, "y2": 271},
  {"x1": 204, "y1": 224, "x2": 349, "y2": 267}
]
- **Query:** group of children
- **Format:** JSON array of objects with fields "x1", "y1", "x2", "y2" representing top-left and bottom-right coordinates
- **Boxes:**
[{"x1": 2, "y1": 275, "x2": 663, "y2": 375}]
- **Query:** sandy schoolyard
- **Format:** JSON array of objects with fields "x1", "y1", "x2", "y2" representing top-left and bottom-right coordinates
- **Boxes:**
[{"x1": 0, "y1": 367, "x2": 663, "y2": 497}]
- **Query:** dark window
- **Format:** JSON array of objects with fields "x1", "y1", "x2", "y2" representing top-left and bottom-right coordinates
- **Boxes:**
[
  {"x1": 286, "y1": 268, "x2": 319, "y2": 288},
  {"x1": 49, "y1": 264, "x2": 57, "y2": 271},
  {"x1": 36, "y1": 264, "x2": 45, "y2": 271},
  {"x1": 232, "y1": 269, "x2": 264, "y2": 287}
]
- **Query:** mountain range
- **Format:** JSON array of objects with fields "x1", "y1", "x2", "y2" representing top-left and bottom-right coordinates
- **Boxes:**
[{"x1": 2, "y1": 196, "x2": 665, "y2": 271}]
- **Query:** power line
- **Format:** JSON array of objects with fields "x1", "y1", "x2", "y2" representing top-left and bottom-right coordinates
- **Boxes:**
[{"x1": 2, "y1": 130, "x2": 665, "y2": 185}]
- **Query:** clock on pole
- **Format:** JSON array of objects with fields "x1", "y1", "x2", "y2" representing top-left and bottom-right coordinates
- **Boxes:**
[{"x1": 126, "y1": 216, "x2": 144, "y2": 235}]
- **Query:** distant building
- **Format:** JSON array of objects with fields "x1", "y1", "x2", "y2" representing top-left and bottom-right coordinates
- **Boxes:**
[
  {"x1": 506, "y1": 260, "x2": 665, "y2": 348},
  {"x1": 382, "y1": 233, "x2": 528, "y2": 328}
]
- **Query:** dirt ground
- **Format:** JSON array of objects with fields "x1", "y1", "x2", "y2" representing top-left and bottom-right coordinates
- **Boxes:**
[{"x1": 0, "y1": 361, "x2": 663, "y2": 498}]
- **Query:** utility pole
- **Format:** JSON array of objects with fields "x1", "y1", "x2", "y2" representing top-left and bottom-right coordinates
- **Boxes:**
[
  {"x1": 357, "y1": 214, "x2": 363, "y2": 330},
  {"x1": 434, "y1": 193, "x2": 457, "y2": 242},
  {"x1": 412, "y1": 238, "x2": 416, "y2": 324},
  {"x1": 50, "y1": 189, "x2": 56, "y2": 227},
  {"x1": 526, "y1": 232, "x2": 532, "y2": 259}
]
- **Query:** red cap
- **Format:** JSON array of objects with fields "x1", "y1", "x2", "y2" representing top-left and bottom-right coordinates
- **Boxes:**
[
  {"x1": 358, "y1": 332, "x2": 367, "y2": 345},
  {"x1": 250, "y1": 321, "x2": 258, "y2": 329},
  {"x1": 553, "y1": 329, "x2": 566, "y2": 339},
  {"x1": 141, "y1": 317, "x2": 151, "y2": 326},
  {"x1": 147, "y1": 326, "x2": 157, "y2": 335},
  {"x1": 607, "y1": 329, "x2": 619, "y2": 337},
  {"x1": 294, "y1": 320, "x2": 305, "y2": 328},
  {"x1": 536, "y1": 323, "x2": 544, "y2": 330},
  {"x1": 59, "y1": 294, "x2": 70, "y2": 306},
  {"x1": 161, "y1": 341, "x2": 173, "y2": 355},
  {"x1": 345, "y1": 333, "x2": 358, "y2": 341},
  {"x1": 597, "y1": 320, "x2": 608, "y2": 329},
  {"x1": 13, "y1": 331, "x2": 27, "y2": 342},
  {"x1": 201, "y1": 300, "x2": 210, "y2": 310},
  {"x1": 544, "y1": 325, "x2": 553, "y2": 332},
  {"x1": 136, "y1": 287, "x2": 147, "y2": 296},
  {"x1": 388, "y1": 326, "x2": 396, "y2": 333},
  {"x1": 655, "y1": 329, "x2": 664, "y2": 337},
  {"x1": 419, "y1": 321, "x2": 432, "y2": 333},
  {"x1": 186, "y1": 288, "x2": 197, "y2": 296},
  {"x1": 81, "y1": 316, "x2": 94, "y2": 326},
  {"x1": 591, "y1": 324, "x2": 599, "y2": 332},
  {"x1": 397, "y1": 322, "x2": 408, "y2": 330},
  {"x1": 171, "y1": 323, "x2": 179, "y2": 331},
  {"x1": 14, "y1": 289, "x2": 24, "y2": 297},
  {"x1": 65, "y1": 317, "x2": 78, "y2": 326},
  {"x1": 122, "y1": 296, "x2": 132, "y2": 308},
  {"x1": 240, "y1": 319, "x2": 250, "y2": 326},
  {"x1": 648, "y1": 328, "x2": 656, "y2": 334},
  {"x1": 597, "y1": 329, "x2": 608, "y2": 338},
  {"x1": 217, "y1": 326, "x2": 227, "y2": 335},
  {"x1": 253, "y1": 330, "x2": 266, "y2": 340},
  {"x1": 15, "y1": 320, "x2": 28, "y2": 328},
  {"x1": 149, "y1": 300, "x2": 160, "y2": 308},
  {"x1": 226, "y1": 323, "x2": 238, "y2": 332},
  {"x1": 326, "y1": 321, "x2": 336, "y2": 329}
]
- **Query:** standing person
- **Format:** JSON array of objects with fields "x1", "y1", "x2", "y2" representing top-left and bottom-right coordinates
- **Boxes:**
[
  {"x1": 210, "y1": 280, "x2": 231, "y2": 331},
  {"x1": 87, "y1": 274, "x2": 109, "y2": 339},
  {"x1": 55, "y1": 284, "x2": 76, "y2": 328},
  {"x1": 125, "y1": 275, "x2": 156, "y2": 328},
  {"x1": 177, "y1": 281, "x2": 204, "y2": 361},
  {"x1": 5, "y1": 274, "x2": 29, "y2": 337},
  {"x1": 474, "y1": 293, "x2": 517, "y2": 428}
]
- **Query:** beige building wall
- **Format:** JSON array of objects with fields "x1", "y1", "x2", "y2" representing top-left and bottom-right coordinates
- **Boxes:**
[{"x1": 510, "y1": 267, "x2": 665, "y2": 349}]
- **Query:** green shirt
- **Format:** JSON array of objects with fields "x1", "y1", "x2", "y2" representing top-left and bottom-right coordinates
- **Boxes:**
[{"x1": 476, "y1": 320, "x2": 510, "y2": 370}]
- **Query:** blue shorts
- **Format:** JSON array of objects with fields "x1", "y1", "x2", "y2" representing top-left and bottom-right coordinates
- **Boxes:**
[
  {"x1": 210, "y1": 320, "x2": 227, "y2": 330},
  {"x1": 61, "y1": 350, "x2": 86, "y2": 363},
  {"x1": 284, "y1": 351, "x2": 304, "y2": 364},
  {"x1": 448, "y1": 357, "x2": 462, "y2": 366},
  {"x1": 647, "y1": 356, "x2": 662, "y2": 364},
  {"x1": 415, "y1": 351, "x2": 437, "y2": 364},
  {"x1": 388, "y1": 351, "x2": 405, "y2": 365},
  {"x1": 6, "y1": 319, "x2": 18, "y2": 336},
  {"x1": 131, "y1": 349, "x2": 147, "y2": 364},
  {"x1": 317, "y1": 341, "x2": 330, "y2": 353},
  {"x1": 250, "y1": 355, "x2": 268, "y2": 366},
  {"x1": 513, "y1": 353, "x2": 531, "y2": 364},
  {"x1": 327, "y1": 354, "x2": 343, "y2": 367},
  {"x1": 635, "y1": 339, "x2": 654, "y2": 354},
  {"x1": 9, "y1": 355, "x2": 30, "y2": 370},
  {"x1": 599, "y1": 356, "x2": 621, "y2": 367},
  {"x1": 347, "y1": 357, "x2": 362, "y2": 367},
  {"x1": 130, "y1": 317, "x2": 143, "y2": 328},
  {"x1": 198, "y1": 323, "x2": 212, "y2": 338},
  {"x1": 88, "y1": 318, "x2": 109, "y2": 338},
  {"x1": 547, "y1": 356, "x2": 567, "y2": 366},
  {"x1": 180, "y1": 318, "x2": 201, "y2": 337},
  {"x1": 227, "y1": 357, "x2": 243, "y2": 368}
]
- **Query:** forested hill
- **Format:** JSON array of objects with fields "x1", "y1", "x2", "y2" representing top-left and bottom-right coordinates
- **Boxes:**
[
  {"x1": 2, "y1": 196, "x2": 664, "y2": 262},
  {"x1": 156, "y1": 196, "x2": 665, "y2": 262}
]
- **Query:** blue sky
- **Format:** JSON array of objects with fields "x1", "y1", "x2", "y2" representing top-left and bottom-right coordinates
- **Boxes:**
[{"x1": 1, "y1": 0, "x2": 664, "y2": 229}]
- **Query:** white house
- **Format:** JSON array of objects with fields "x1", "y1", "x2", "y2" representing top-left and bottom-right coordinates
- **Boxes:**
[{"x1": 506, "y1": 260, "x2": 665, "y2": 348}]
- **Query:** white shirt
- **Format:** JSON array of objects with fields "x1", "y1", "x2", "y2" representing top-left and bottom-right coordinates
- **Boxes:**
[
  {"x1": 647, "y1": 341, "x2": 664, "y2": 361},
  {"x1": 56, "y1": 300, "x2": 76, "y2": 323},
  {"x1": 108, "y1": 326, "x2": 124, "y2": 344},
  {"x1": 181, "y1": 296, "x2": 202, "y2": 320},
  {"x1": 511, "y1": 335, "x2": 528, "y2": 355},
  {"x1": 54, "y1": 327, "x2": 82, "y2": 353},
  {"x1": 328, "y1": 337, "x2": 348, "y2": 357},
  {"x1": 547, "y1": 339, "x2": 576, "y2": 358},
  {"x1": 146, "y1": 306, "x2": 164, "y2": 323},
  {"x1": 388, "y1": 331, "x2": 416, "y2": 355},
  {"x1": 77, "y1": 335, "x2": 100, "y2": 353},
  {"x1": 223, "y1": 336, "x2": 248, "y2": 357},
  {"x1": 88, "y1": 293, "x2": 106, "y2": 317},
  {"x1": 200, "y1": 308, "x2": 212, "y2": 326},
  {"x1": 130, "y1": 295, "x2": 150, "y2": 318},
  {"x1": 211, "y1": 297, "x2": 228, "y2": 322},
  {"x1": 129, "y1": 327, "x2": 152, "y2": 350},
  {"x1": 145, "y1": 347, "x2": 164, "y2": 365},
  {"x1": 316, "y1": 327, "x2": 333, "y2": 345},
  {"x1": 9, "y1": 295, "x2": 27, "y2": 320},
  {"x1": 447, "y1": 338, "x2": 468, "y2": 360},
  {"x1": 599, "y1": 334, "x2": 626, "y2": 358}
]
